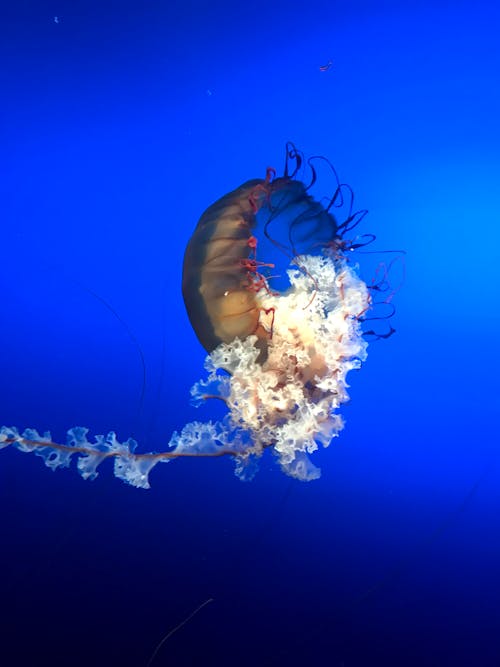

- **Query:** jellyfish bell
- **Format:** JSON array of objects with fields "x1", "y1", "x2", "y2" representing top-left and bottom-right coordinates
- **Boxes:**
[
  {"x1": 181, "y1": 176, "x2": 271, "y2": 356},
  {"x1": 1, "y1": 144, "x2": 377, "y2": 487},
  {"x1": 182, "y1": 149, "x2": 344, "y2": 361}
]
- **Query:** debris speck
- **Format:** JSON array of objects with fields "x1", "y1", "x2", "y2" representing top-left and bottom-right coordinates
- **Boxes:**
[{"x1": 319, "y1": 60, "x2": 333, "y2": 72}]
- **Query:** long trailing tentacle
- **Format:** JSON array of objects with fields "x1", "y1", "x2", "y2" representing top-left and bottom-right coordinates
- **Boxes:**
[{"x1": 0, "y1": 425, "x2": 244, "y2": 489}]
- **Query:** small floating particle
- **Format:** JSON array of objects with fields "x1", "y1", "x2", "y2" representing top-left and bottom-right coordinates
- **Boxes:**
[{"x1": 319, "y1": 60, "x2": 333, "y2": 72}]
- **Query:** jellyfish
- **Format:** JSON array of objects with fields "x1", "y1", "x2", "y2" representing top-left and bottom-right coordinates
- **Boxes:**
[{"x1": 1, "y1": 144, "x2": 374, "y2": 488}]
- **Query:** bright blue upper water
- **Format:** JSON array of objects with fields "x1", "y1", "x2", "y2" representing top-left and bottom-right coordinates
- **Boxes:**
[{"x1": 1, "y1": 1, "x2": 499, "y2": 666}]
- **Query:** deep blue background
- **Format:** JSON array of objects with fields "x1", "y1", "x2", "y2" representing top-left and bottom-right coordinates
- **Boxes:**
[{"x1": 1, "y1": 1, "x2": 499, "y2": 666}]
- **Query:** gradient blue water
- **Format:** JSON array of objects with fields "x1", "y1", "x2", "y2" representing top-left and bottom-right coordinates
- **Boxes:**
[{"x1": 1, "y1": 1, "x2": 499, "y2": 665}]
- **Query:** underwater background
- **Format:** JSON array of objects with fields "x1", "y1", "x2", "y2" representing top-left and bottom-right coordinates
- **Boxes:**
[{"x1": 1, "y1": 1, "x2": 499, "y2": 665}]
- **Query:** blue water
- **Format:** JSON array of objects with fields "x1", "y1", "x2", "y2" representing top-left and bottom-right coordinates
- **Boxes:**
[{"x1": 1, "y1": 1, "x2": 499, "y2": 665}]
